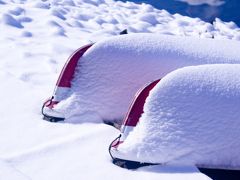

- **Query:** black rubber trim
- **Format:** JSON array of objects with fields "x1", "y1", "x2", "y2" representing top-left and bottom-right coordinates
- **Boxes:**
[
  {"x1": 42, "y1": 115, "x2": 65, "y2": 122},
  {"x1": 112, "y1": 158, "x2": 240, "y2": 179},
  {"x1": 112, "y1": 158, "x2": 157, "y2": 169},
  {"x1": 199, "y1": 168, "x2": 240, "y2": 180}
]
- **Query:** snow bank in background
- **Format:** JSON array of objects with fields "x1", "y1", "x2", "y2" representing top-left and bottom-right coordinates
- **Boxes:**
[
  {"x1": 119, "y1": 64, "x2": 240, "y2": 169},
  {"x1": 55, "y1": 34, "x2": 240, "y2": 123},
  {"x1": 0, "y1": 0, "x2": 239, "y2": 42}
]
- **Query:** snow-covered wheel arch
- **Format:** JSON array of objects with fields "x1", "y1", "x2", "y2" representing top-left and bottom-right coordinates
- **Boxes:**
[{"x1": 42, "y1": 34, "x2": 240, "y2": 123}]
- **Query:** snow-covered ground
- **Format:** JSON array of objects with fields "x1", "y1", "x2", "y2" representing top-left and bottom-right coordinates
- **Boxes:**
[{"x1": 0, "y1": 0, "x2": 239, "y2": 179}]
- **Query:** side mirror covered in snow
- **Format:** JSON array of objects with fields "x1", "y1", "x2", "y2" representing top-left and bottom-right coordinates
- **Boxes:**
[{"x1": 110, "y1": 64, "x2": 240, "y2": 170}]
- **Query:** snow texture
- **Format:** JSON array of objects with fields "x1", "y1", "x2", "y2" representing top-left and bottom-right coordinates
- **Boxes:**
[
  {"x1": 0, "y1": 0, "x2": 239, "y2": 179},
  {"x1": 119, "y1": 64, "x2": 240, "y2": 169},
  {"x1": 55, "y1": 34, "x2": 240, "y2": 123}
]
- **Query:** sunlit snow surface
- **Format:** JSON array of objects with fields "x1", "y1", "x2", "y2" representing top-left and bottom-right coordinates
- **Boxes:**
[
  {"x1": 0, "y1": 0, "x2": 239, "y2": 179},
  {"x1": 55, "y1": 34, "x2": 240, "y2": 123},
  {"x1": 119, "y1": 64, "x2": 240, "y2": 169}
]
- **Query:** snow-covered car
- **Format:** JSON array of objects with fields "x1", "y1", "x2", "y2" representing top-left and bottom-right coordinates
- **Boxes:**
[
  {"x1": 42, "y1": 34, "x2": 240, "y2": 124},
  {"x1": 110, "y1": 64, "x2": 240, "y2": 170}
]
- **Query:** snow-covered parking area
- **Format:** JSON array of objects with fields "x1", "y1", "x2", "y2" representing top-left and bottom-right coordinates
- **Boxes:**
[{"x1": 0, "y1": 0, "x2": 240, "y2": 179}]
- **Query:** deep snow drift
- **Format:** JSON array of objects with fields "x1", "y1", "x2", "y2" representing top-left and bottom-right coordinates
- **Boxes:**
[
  {"x1": 0, "y1": 0, "x2": 239, "y2": 179},
  {"x1": 54, "y1": 34, "x2": 240, "y2": 123},
  {"x1": 118, "y1": 64, "x2": 240, "y2": 169}
]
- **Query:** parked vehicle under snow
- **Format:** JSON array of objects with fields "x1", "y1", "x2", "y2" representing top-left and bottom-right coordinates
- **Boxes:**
[
  {"x1": 110, "y1": 64, "x2": 240, "y2": 169},
  {"x1": 42, "y1": 34, "x2": 240, "y2": 123}
]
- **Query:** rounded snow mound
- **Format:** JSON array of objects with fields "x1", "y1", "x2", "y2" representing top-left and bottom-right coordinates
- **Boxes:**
[
  {"x1": 119, "y1": 64, "x2": 240, "y2": 169},
  {"x1": 55, "y1": 34, "x2": 240, "y2": 123}
]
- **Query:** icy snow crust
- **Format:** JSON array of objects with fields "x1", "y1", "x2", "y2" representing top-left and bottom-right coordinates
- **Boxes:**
[
  {"x1": 119, "y1": 64, "x2": 240, "y2": 169},
  {"x1": 56, "y1": 34, "x2": 240, "y2": 123}
]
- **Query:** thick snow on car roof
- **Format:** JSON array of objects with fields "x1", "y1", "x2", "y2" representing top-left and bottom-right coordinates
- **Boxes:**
[
  {"x1": 118, "y1": 64, "x2": 240, "y2": 169},
  {"x1": 54, "y1": 34, "x2": 240, "y2": 123}
]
